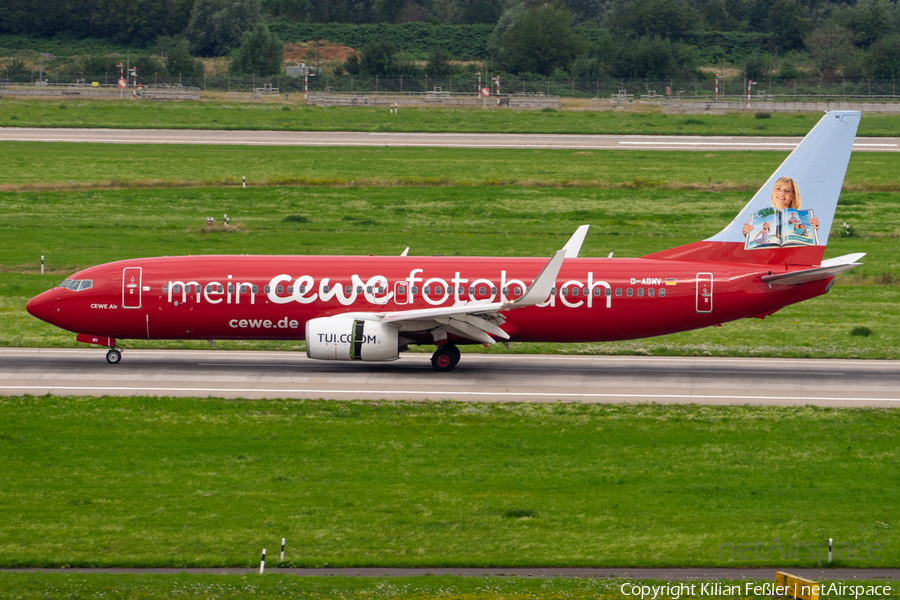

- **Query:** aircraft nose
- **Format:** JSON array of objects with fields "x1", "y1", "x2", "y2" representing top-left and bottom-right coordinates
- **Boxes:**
[{"x1": 26, "y1": 290, "x2": 59, "y2": 324}]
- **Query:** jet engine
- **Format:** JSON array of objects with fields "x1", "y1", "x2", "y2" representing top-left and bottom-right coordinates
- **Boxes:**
[{"x1": 305, "y1": 316, "x2": 400, "y2": 361}]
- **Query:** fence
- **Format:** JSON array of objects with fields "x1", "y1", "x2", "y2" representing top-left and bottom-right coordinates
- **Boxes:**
[{"x1": 2, "y1": 72, "x2": 900, "y2": 104}]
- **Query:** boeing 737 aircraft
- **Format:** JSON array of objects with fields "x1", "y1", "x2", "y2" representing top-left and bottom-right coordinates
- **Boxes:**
[{"x1": 27, "y1": 111, "x2": 865, "y2": 371}]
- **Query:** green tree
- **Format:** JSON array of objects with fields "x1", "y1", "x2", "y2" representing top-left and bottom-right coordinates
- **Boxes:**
[
  {"x1": 228, "y1": 22, "x2": 284, "y2": 75},
  {"x1": 495, "y1": 2, "x2": 587, "y2": 75},
  {"x1": 425, "y1": 45, "x2": 453, "y2": 77},
  {"x1": 610, "y1": 34, "x2": 699, "y2": 79},
  {"x1": 868, "y1": 34, "x2": 900, "y2": 78},
  {"x1": 767, "y1": 0, "x2": 810, "y2": 51},
  {"x1": 262, "y1": 0, "x2": 308, "y2": 21},
  {"x1": 609, "y1": 0, "x2": 698, "y2": 40},
  {"x1": 804, "y1": 26, "x2": 853, "y2": 79},
  {"x1": 358, "y1": 38, "x2": 398, "y2": 76},
  {"x1": 840, "y1": 0, "x2": 892, "y2": 48},
  {"x1": 374, "y1": 0, "x2": 404, "y2": 22},
  {"x1": 94, "y1": 0, "x2": 167, "y2": 43},
  {"x1": 185, "y1": 0, "x2": 262, "y2": 56},
  {"x1": 156, "y1": 36, "x2": 206, "y2": 76}
]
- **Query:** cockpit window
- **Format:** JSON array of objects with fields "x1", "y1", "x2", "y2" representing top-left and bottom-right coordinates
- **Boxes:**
[{"x1": 59, "y1": 279, "x2": 93, "y2": 291}]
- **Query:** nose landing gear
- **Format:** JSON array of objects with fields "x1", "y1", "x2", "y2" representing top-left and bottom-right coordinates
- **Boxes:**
[
  {"x1": 106, "y1": 347, "x2": 122, "y2": 364},
  {"x1": 431, "y1": 344, "x2": 461, "y2": 372}
]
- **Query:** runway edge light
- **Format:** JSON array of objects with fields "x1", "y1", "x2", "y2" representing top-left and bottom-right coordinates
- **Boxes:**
[{"x1": 776, "y1": 571, "x2": 819, "y2": 600}]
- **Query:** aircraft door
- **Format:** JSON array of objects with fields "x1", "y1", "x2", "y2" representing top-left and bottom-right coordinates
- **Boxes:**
[
  {"x1": 393, "y1": 280, "x2": 410, "y2": 305},
  {"x1": 696, "y1": 273, "x2": 713, "y2": 313},
  {"x1": 123, "y1": 267, "x2": 142, "y2": 309}
]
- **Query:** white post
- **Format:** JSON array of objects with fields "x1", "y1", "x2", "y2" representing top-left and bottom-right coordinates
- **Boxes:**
[
  {"x1": 715, "y1": 74, "x2": 718, "y2": 103},
  {"x1": 747, "y1": 80, "x2": 753, "y2": 110},
  {"x1": 828, "y1": 538, "x2": 833, "y2": 562},
  {"x1": 41, "y1": 255, "x2": 44, "y2": 275},
  {"x1": 280, "y1": 538, "x2": 285, "y2": 561},
  {"x1": 259, "y1": 548, "x2": 266, "y2": 574},
  {"x1": 304, "y1": 72, "x2": 308, "y2": 104},
  {"x1": 242, "y1": 176, "x2": 246, "y2": 189}
]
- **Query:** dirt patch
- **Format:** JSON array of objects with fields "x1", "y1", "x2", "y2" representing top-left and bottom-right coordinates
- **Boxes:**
[{"x1": 284, "y1": 42, "x2": 358, "y2": 63}]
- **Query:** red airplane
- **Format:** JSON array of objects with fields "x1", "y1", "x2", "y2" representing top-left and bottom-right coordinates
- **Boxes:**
[{"x1": 27, "y1": 111, "x2": 865, "y2": 371}]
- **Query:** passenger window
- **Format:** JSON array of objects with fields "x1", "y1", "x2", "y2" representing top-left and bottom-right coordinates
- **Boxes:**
[
  {"x1": 228, "y1": 285, "x2": 235, "y2": 293},
  {"x1": 436, "y1": 286, "x2": 443, "y2": 295},
  {"x1": 637, "y1": 288, "x2": 644, "y2": 297},
  {"x1": 298, "y1": 285, "x2": 305, "y2": 293},
  {"x1": 345, "y1": 285, "x2": 352, "y2": 294},
  {"x1": 561, "y1": 287, "x2": 568, "y2": 296},
  {"x1": 264, "y1": 286, "x2": 270, "y2": 294},
  {"x1": 626, "y1": 288, "x2": 633, "y2": 297},
  {"x1": 659, "y1": 288, "x2": 666, "y2": 297},
  {"x1": 287, "y1": 286, "x2": 293, "y2": 294},
  {"x1": 515, "y1": 286, "x2": 522, "y2": 295},
  {"x1": 550, "y1": 287, "x2": 557, "y2": 295},
  {"x1": 398, "y1": 285, "x2": 406, "y2": 294},
  {"x1": 163, "y1": 285, "x2": 169, "y2": 293},
  {"x1": 411, "y1": 286, "x2": 418, "y2": 294},
  {"x1": 276, "y1": 285, "x2": 283, "y2": 294},
  {"x1": 323, "y1": 285, "x2": 329, "y2": 293},
  {"x1": 252, "y1": 286, "x2": 258, "y2": 294},
  {"x1": 491, "y1": 287, "x2": 496, "y2": 294},
  {"x1": 648, "y1": 288, "x2": 655, "y2": 297},
  {"x1": 424, "y1": 286, "x2": 430, "y2": 294},
  {"x1": 615, "y1": 288, "x2": 622, "y2": 296},
  {"x1": 605, "y1": 288, "x2": 612, "y2": 297}
]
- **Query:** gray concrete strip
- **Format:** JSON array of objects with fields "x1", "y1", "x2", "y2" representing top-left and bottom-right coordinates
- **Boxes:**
[
  {"x1": 2, "y1": 567, "x2": 898, "y2": 579},
  {"x1": 0, "y1": 349, "x2": 899, "y2": 407},
  {"x1": 0, "y1": 128, "x2": 897, "y2": 151}
]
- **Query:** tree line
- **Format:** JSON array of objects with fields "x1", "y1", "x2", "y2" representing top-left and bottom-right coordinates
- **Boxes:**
[{"x1": 2, "y1": 0, "x2": 900, "y2": 79}]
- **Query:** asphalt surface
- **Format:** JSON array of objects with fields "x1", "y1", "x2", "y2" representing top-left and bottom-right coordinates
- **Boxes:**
[
  {"x1": 3, "y1": 567, "x2": 899, "y2": 579},
  {"x1": 1, "y1": 348, "x2": 898, "y2": 406},
  {"x1": 0, "y1": 128, "x2": 898, "y2": 151}
]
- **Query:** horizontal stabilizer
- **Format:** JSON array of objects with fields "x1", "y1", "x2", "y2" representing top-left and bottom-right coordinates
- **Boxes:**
[{"x1": 761, "y1": 253, "x2": 865, "y2": 285}]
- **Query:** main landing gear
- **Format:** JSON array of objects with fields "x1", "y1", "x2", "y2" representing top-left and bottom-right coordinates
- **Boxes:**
[
  {"x1": 106, "y1": 347, "x2": 122, "y2": 364},
  {"x1": 431, "y1": 344, "x2": 461, "y2": 372}
]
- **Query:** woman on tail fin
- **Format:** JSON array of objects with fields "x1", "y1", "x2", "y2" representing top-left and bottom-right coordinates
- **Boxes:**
[{"x1": 743, "y1": 177, "x2": 819, "y2": 236}]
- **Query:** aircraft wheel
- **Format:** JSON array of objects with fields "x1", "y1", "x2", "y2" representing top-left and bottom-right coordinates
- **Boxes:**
[
  {"x1": 446, "y1": 344, "x2": 461, "y2": 367},
  {"x1": 106, "y1": 349, "x2": 122, "y2": 364},
  {"x1": 431, "y1": 346, "x2": 456, "y2": 372}
]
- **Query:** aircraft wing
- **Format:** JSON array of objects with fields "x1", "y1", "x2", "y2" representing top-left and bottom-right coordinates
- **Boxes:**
[
  {"x1": 373, "y1": 249, "x2": 567, "y2": 344},
  {"x1": 761, "y1": 253, "x2": 866, "y2": 285}
]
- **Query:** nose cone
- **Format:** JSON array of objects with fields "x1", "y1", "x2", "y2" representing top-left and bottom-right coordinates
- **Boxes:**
[{"x1": 26, "y1": 289, "x2": 59, "y2": 325}]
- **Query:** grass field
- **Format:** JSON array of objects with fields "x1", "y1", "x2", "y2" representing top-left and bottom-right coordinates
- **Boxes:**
[
  {"x1": 0, "y1": 574, "x2": 891, "y2": 600},
  {"x1": 3, "y1": 142, "x2": 900, "y2": 190},
  {"x1": 1, "y1": 397, "x2": 897, "y2": 567},
  {"x1": 0, "y1": 186, "x2": 897, "y2": 357},
  {"x1": 3, "y1": 99, "x2": 900, "y2": 136}
]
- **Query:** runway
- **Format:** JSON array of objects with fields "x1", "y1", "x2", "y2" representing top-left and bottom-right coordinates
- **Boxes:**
[
  {"x1": 0, "y1": 128, "x2": 898, "y2": 151},
  {"x1": 1, "y1": 348, "x2": 898, "y2": 406}
]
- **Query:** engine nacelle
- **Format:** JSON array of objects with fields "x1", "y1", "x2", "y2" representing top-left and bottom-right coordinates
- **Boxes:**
[{"x1": 305, "y1": 316, "x2": 400, "y2": 361}]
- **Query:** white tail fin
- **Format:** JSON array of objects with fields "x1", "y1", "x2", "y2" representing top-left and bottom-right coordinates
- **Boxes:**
[{"x1": 646, "y1": 111, "x2": 860, "y2": 266}]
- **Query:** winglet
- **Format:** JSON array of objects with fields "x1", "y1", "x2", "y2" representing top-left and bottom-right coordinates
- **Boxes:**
[
  {"x1": 505, "y1": 249, "x2": 566, "y2": 309},
  {"x1": 562, "y1": 225, "x2": 589, "y2": 258},
  {"x1": 400, "y1": 247, "x2": 409, "y2": 257}
]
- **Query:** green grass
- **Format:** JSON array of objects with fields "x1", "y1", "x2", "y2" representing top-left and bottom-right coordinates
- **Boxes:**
[
  {"x1": 3, "y1": 100, "x2": 900, "y2": 136},
  {"x1": 2, "y1": 142, "x2": 899, "y2": 190},
  {"x1": 1, "y1": 574, "x2": 889, "y2": 600},
  {"x1": 1, "y1": 186, "x2": 897, "y2": 357},
  {"x1": 0, "y1": 398, "x2": 897, "y2": 567}
]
